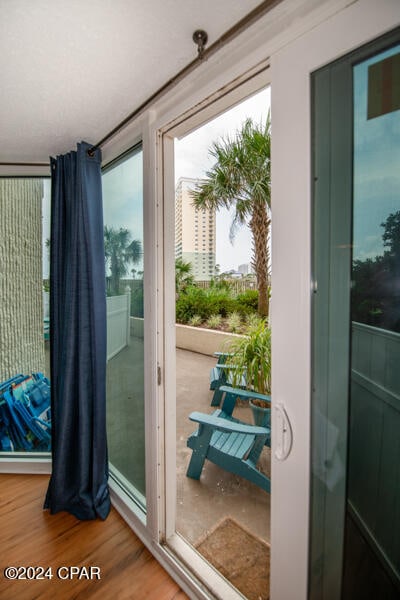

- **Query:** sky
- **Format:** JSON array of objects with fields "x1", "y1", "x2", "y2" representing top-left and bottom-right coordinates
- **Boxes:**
[
  {"x1": 102, "y1": 150, "x2": 144, "y2": 273},
  {"x1": 175, "y1": 87, "x2": 271, "y2": 272},
  {"x1": 353, "y1": 43, "x2": 400, "y2": 262}
]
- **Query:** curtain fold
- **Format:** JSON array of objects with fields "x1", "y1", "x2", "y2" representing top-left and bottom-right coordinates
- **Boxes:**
[{"x1": 44, "y1": 141, "x2": 110, "y2": 520}]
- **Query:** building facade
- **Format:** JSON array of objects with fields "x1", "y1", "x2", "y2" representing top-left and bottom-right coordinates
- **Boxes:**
[
  {"x1": 238, "y1": 262, "x2": 255, "y2": 276},
  {"x1": 175, "y1": 177, "x2": 216, "y2": 280}
]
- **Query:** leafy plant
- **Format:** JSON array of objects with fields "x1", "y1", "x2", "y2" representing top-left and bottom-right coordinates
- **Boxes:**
[
  {"x1": 176, "y1": 258, "x2": 195, "y2": 296},
  {"x1": 206, "y1": 314, "x2": 222, "y2": 329},
  {"x1": 245, "y1": 313, "x2": 264, "y2": 330},
  {"x1": 226, "y1": 311, "x2": 242, "y2": 333},
  {"x1": 205, "y1": 287, "x2": 235, "y2": 317},
  {"x1": 234, "y1": 289, "x2": 259, "y2": 315},
  {"x1": 209, "y1": 277, "x2": 232, "y2": 292},
  {"x1": 131, "y1": 282, "x2": 144, "y2": 318},
  {"x1": 189, "y1": 314, "x2": 202, "y2": 327},
  {"x1": 228, "y1": 320, "x2": 271, "y2": 396},
  {"x1": 175, "y1": 286, "x2": 210, "y2": 323}
]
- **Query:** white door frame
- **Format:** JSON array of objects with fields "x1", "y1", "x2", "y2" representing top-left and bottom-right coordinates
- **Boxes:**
[{"x1": 159, "y1": 65, "x2": 271, "y2": 600}]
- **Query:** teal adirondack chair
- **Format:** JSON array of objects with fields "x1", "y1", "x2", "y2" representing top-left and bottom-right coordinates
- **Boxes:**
[
  {"x1": 209, "y1": 352, "x2": 245, "y2": 407},
  {"x1": 209, "y1": 352, "x2": 233, "y2": 390},
  {"x1": 186, "y1": 385, "x2": 271, "y2": 493}
]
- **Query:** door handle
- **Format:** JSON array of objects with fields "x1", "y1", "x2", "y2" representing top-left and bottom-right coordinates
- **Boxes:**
[{"x1": 274, "y1": 403, "x2": 293, "y2": 461}]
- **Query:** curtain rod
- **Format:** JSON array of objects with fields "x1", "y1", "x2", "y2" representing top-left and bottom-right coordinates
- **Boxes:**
[
  {"x1": 0, "y1": 0, "x2": 280, "y2": 167},
  {"x1": 0, "y1": 162, "x2": 50, "y2": 168},
  {"x1": 87, "y1": 0, "x2": 280, "y2": 156}
]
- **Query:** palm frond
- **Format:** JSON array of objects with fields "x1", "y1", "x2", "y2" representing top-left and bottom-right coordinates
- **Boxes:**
[{"x1": 188, "y1": 114, "x2": 271, "y2": 316}]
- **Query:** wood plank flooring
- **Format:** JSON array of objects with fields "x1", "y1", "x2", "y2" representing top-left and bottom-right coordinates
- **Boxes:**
[{"x1": 0, "y1": 474, "x2": 188, "y2": 600}]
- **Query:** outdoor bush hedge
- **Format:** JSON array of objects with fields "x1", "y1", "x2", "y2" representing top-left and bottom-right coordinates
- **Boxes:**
[
  {"x1": 176, "y1": 285, "x2": 236, "y2": 323},
  {"x1": 176, "y1": 286, "x2": 211, "y2": 322},
  {"x1": 234, "y1": 289, "x2": 259, "y2": 315},
  {"x1": 131, "y1": 283, "x2": 144, "y2": 318},
  {"x1": 204, "y1": 287, "x2": 235, "y2": 317},
  {"x1": 176, "y1": 285, "x2": 260, "y2": 324}
]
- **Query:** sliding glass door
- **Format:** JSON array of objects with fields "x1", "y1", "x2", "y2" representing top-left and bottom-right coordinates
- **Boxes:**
[
  {"x1": 102, "y1": 145, "x2": 146, "y2": 509},
  {"x1": 311, "y1": 28, "x2": 400, "y2": 600}
]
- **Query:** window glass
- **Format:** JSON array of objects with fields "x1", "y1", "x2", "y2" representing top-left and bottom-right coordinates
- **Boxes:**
[
  {"x1": 0, "y1": 178, "x2": 51, "y2": 454},
  {"x1": 102, "y1": 147, "x2": 145, "y2": 506}
]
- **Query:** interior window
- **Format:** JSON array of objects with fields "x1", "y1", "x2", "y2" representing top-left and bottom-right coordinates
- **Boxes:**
[{"x1": 0, "y1": 178, "x2": 51, "y2": 454}]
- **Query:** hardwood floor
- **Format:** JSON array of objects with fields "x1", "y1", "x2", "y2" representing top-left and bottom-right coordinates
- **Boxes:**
[{"x1": 0, "y1": 474, "x2": 188, "y2": 600}]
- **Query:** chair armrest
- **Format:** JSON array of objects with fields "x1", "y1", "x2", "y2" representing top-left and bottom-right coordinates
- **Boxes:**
[
  {"x1": 189, "y1": 411, "x2": 269, "y2": 436},
  {"x1": 219, "y1": 385, "x2": 271, "y2": 404},
  {"x1": 214, "y1": 364, "x2": 240, "y2": 371}
]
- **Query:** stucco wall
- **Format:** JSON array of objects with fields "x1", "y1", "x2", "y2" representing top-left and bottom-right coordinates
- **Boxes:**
[
  {"x1": 0, "y1": 179, "x2": 45, "y2": 380},
  {"x1": 130, "y1": 318, "x2": 242, "y2": 357},
  {"x1": 176, "y1": 324, "x2": 243, "y2": 356}
]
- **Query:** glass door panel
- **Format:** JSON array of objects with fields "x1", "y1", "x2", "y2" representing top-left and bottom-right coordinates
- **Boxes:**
[
  {"x1": 311, "y1": 31, "x2": 400, "y2": 600},
  {"x1": 343, "y1": 43, "x2": 400, "y2": 600},
  {"x1": 102, "y1": 146, "x2": 146, "y2": 507},
  {"x1": 173, "y1": 88, "x2": 271, "y2": 599}
]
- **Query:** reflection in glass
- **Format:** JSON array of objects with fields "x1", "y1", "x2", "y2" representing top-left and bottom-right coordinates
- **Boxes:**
[
  {"x1": 0, "y1": 178, "x2": 51, "y2": 453},
  {"x1": 352, "y1": 47, "x2": 400, "y2": 332},
  {"x1": 311, "y1": 39, "x2": 400, "y2": 600},
  {"x1": 343, "y1": 44, "x2": 400, "y2": 598},
  {"x1": 102, "y1": 147, "x2": 146, "y2": 505}
]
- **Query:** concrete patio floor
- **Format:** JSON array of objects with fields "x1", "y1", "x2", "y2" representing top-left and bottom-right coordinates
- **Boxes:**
[{"x1": 176, "y1": 348, "x2": 270, "y2": 547}]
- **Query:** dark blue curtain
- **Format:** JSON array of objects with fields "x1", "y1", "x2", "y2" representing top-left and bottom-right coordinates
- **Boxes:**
[{"x1": 44, "y1": 141, "x2": 110, "y2": 520}]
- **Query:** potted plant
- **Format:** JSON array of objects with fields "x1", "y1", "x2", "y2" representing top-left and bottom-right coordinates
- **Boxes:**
[{"x1": 227, "y1": 319, "x2": 271, "y2": 428}]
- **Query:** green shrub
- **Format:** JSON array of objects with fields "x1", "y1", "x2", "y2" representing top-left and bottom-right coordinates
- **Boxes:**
[
  {"x1": 204, "y1": 287, "x2": 235, "y2": 317},
  {"x1": 176, "y1": 286, "x2": 211, "y2": 323},
  {"x1": 176, "y1": 284, "x2": 251, "y2": 324},
  {"x1": 209, "y1": 278, "x2": 232, "y2": 291},
  {"x1": 226, "y1": 311, "x2": 242, "y2": 333},
  {"x1": 189, "y1": 314, "x2": 202, "y2": 327},
  {"x1": 234, "y1": 289, "x2": 259, "y2": 315},
  {"x1": 131, "y1": 283, "x2": 144, "y2": 318},
  {"x1": 206, "y1": 314, "x2": 222, "y2": 329}
]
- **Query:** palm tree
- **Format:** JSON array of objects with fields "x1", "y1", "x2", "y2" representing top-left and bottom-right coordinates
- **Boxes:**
[
  {"x1": 190, "y1": 117, "x2": 271, "y2": 317},
  {"x1": 104, "y1": 226, "x2": 142, "y2": 295},
  {"x1": 175, "y1": 258, "x2": 194, "y2": 296}
]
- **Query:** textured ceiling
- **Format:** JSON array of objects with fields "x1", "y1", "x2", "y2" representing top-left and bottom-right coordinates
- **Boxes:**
[{"x1": 0, "y1": 0, "x2": 263, "y2": 162}]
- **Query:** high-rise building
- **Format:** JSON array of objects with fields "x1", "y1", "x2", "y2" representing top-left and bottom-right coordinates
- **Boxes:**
[
  {"x1": 238, "y1": 262, "x2": 255, "y2": 276},
  {"x1": 175, "y1": 177, "x2": 216, "y2": 281}
]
